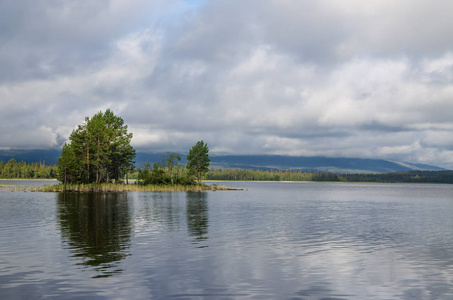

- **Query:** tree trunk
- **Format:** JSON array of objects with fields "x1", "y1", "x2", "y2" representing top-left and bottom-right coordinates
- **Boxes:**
[
  {"x1": 86, "y1": 127, "x2": 90, "y2": 183},
  {"x1": 96, "y1": 136, "x2": 100, "y2": 183}
]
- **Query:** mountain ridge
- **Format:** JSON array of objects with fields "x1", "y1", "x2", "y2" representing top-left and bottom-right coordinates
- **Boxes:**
[
  {"x1": 0, "y1": 149, "x2": 446, "y2": 174},
  {"x1": 207, "y1": 155, "x2": 445, "y2": 173}
]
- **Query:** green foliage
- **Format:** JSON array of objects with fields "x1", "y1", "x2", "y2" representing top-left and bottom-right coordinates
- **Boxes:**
[
  {"x1": 39, "y1": 182, "x2": 224, "y2": 192},
  {"x1": 137, "y1": 157, "x2": 194, "y2": 186},
  {"x1": 57, "y1": 143, "x2": 78, "y2": 184},
  {"x1": 186, "y1": 141, "x2": 211, "y2": 184},
  {"x1": 0, "y1": 158, "x2": 57, "y2": 179},
  {"x1": 341, "y1": 170, "x2": 453, "y2": 184},
  {"x1": 161, "y1": 153, "x2": 181, "y2": 185},
  {"x1": 134, "y1": 145, "x2": 208, "y2": 187},
  {"x1": 137, "y1": 162, "x2": 166, "y2": 185},
  {"x1": 206, "y1": 168, "x2": 340, "y2": 182},
  {"x1": 57, "y1": 109, "x2": 136, "y2": 184},
  {"x1": 206, "y1": 169, "x2": 453, "y2": 184}
]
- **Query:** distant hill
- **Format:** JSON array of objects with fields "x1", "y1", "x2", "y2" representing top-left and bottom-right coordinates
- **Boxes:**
[
  {"x1": 0, "y1": 149, "x2": 61, "y2": 165},
  {"x1": 208, "y1": 155, "x2": 445, "y2": 173},
  {"x1": 0, "y1": 149, "x2": 446, "y2": 173}
]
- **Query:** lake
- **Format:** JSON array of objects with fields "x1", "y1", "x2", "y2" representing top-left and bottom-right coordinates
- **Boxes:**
[{"x1": 1, "y1": 181, "x2": 453, "y2": 299}]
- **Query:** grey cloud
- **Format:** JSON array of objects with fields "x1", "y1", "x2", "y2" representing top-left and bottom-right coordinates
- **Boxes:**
[
  {"x1": 250, "y1": 0, "x2": 453, "y2": 63},
  {"x1": 359, "y1": 122, "x2": 410, "y2": 133},
  {"x1": 355, "y1": 0, "x2": 453, "y2": 59},
  {"x1": 167, "y1": 1, "x2": 261, "y2": 62},
  {"x1": 1, "y1": 0, "x2": 453, "y2": 168},
  {"x1": 257, "y1": 0, "x2": 350, "y2": 64},
  {"x1": 0, "y1": 0, "x2": 177, "y2": 82}
]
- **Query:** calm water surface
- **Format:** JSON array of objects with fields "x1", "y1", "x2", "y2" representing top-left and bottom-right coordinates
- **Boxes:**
[{"x1": 1, "y1": 181, "x2": 453, "y2": 299}]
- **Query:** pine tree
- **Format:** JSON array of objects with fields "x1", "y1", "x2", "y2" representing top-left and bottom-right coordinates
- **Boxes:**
[
  {"x1": 186, "y1": 140, "x2": 210, "y2": 184},
  {"x1": 57, "y1": 110, "x2": 136, "y2": 184},
  {"x1": 161, "y1": 153, "x2": 181, "y2": 185},
  {"x1": 57, "y1": 143, "x2": 79, "y2": 184}
]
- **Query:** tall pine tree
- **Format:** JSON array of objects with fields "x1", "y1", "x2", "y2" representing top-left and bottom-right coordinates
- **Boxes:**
[
  {"x1": 57, "y1": 110, "x2": 136, "y2": 184},
  {"x1": 186, "y1": 140, "x2": 210, "y2": 184}
]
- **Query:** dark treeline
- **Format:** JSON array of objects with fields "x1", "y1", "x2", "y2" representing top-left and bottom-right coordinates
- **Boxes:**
[
  {"x1": 206, "y1": 168, "x2": 340, "y2": 182},
  {"x1": 342, "y1": 170, "x2": 453, "y2": 184},
  {"x1": 206, "y1": 169, "x2": 453, "y2": 184},
  {"x1": 0, "y1": 158, "x2": 57, "y2": 179},
  {"x1": 2, "y1": 158, "x2": 453, "y2": 184}
]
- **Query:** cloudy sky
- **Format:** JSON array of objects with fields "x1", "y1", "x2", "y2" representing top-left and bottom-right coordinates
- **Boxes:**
[{"x1": 1, "y1": 0, "x2": 453, "y2": 168}]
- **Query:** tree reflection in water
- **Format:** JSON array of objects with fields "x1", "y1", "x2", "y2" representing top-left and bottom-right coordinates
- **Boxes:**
[
  {"x1": 186, "y1": 192, "x2": 208, "y2": 245},
  {"x1": 57, "y1": 193, "x2": 132, "y2": 278}
]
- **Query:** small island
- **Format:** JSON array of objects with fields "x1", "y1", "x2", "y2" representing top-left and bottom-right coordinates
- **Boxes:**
[{"x1": 41, "y1": 109, "x2": 232, "y2": 192}]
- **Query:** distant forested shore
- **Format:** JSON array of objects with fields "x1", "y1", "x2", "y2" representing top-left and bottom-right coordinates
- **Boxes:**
[
  {"x1": 0, "y1": 159, "x2": 57, "y2": 179},
  {"x1": 1, "y1": 105, "x2": 451, "y2": 187},
  {"x1": 205, "y1": 169, "x2": 453, "y2": 184},
  {"x1": 2, "y1": 110, "x2": 451, "y2": 191},
  {"x1": 1, "y1": 158, "x2": 452, "y2": 184}
]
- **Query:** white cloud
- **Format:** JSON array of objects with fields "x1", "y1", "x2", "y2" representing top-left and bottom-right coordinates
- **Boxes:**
[{"x1": 1, "y1": 0, "x2": 453, "y2": 168}]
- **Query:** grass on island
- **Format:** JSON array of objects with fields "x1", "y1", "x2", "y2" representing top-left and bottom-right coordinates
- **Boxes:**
[
  {"x1": 37, "y1": 182, "x2": 238, "y2": 193},
  {"x1": 0, "y1": 178, "x2": 58, "y2": 181},
  {"x1": 0, "y1": 184, "x2": 42, "y2": 192}
]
